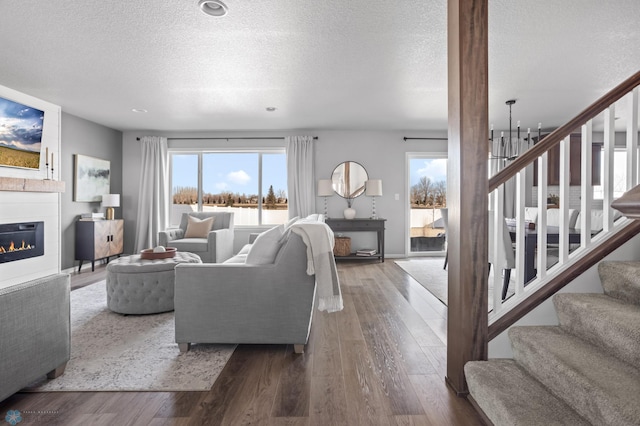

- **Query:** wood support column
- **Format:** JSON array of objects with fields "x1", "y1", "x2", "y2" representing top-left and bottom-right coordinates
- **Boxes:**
[{"x1": 445, "y1": 0, "x2": 489, "y2": 395}]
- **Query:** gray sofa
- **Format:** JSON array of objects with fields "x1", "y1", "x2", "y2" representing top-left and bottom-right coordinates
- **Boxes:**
[
  {"x1": 174, "y1": 230, "x2": 316, "y2": 354},
  {"x1": 0, "y1": 274, "x2": 70, "y2": 402},
  {"x1": 158, "y1": 212, "x2": 234, "y2": 263}
]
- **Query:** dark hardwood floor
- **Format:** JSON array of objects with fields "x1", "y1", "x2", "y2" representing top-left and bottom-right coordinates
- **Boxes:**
[{"x1": 1, "y1": 260, "x2": 484, "y2": 425}]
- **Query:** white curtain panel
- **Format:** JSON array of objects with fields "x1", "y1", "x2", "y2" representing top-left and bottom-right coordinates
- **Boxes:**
[
  {"x1": 286, "y1": 135, "x2": 316, "y2": 218},
  {"x1": 134, "y1": 136, "x2": 169, "y2": 252}
]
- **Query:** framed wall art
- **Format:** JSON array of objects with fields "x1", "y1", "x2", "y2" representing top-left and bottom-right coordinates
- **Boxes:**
[
  {"x1": 0, "y1": 95, "x2": 45, "y2": 170},
  {"x1": 74, "y1": 154, "x2": 110, "y2": 202}
]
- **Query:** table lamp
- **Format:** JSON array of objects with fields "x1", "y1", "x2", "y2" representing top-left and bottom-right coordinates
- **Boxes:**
[
  {"x1": 317, "y1": 179, "x2": 334, "y2": 219},
  {"x1": 101, "y1": 194, "x2": 120, "y2": 220},
  {"x1": 365, "y1": 179, "x2": 382, "y2": 219}
]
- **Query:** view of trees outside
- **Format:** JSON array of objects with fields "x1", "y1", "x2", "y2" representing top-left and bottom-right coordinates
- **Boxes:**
[
  {"x1": 170, "y1": 152, "x2": 288, "y2": 226},
  {"x1": 409, "y1": 157, "x2": 447, "y2": 241}
]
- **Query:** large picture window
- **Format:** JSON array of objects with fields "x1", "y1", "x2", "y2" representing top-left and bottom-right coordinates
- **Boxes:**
[{"x1": 170, "y1": 150, "x2": 288, "y2": 226}]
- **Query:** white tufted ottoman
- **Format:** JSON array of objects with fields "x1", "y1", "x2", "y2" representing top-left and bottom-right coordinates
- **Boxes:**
[{"x1": 106, "y1": 251, "x2": 202, "y2": 314}]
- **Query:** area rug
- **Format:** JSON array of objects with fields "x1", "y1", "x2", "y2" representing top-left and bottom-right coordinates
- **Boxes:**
[
  {"x1": 394, "y1": 258, "x2": 514, "y2": 310},
  {"x1": 27, "y1": 281, "x2": 235, "y2": 392},
  {"x1": 395, "y1": 258, "x2": 449, "y2": 304}
]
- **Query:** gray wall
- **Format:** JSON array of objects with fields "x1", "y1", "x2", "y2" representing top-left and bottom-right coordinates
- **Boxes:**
[
  {"x1": 61, "y1": 112, "x2": 123, "y2": 270},
  {"x1": 121, "y1": 130, "x2": 447, "y2": 257}
]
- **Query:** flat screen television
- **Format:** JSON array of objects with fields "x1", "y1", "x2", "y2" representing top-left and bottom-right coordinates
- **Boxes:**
[{"x1": 0, "y1": 95, "x2": 45, "y2": 170}]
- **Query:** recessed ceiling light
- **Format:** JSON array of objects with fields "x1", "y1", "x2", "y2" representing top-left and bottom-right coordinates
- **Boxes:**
[
  {"x1": 266, "y1": 107, "x2": 277, "y2": 112},
  {"x1": 199, "y1": 0, "x2": 228, "y2": 17},
  {"x1": 131, "y1": 108, "x2": 148, "y2": 113}
]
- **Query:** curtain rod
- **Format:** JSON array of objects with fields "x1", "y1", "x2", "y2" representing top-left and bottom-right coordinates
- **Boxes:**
[
  {"x1": 403, "y1": 137, "x2": 448, "y2": 141},
  {"x1": 136, "y1": 136, "x2": 318, "y2": 141}
]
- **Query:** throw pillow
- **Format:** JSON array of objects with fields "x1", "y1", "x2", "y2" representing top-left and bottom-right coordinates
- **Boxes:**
[
  {"x1": 299, "y1": 214, "x2": 322, "y2": 223},
  {"x1": 284, "y1": 216, "x2": 300, "y2": 230},
  {"x1": 246, "y1": 224, "x2": 285, "y2": 264},
  {"x1": 184, "y1": 216, "x2": 214, "y2": 238}
]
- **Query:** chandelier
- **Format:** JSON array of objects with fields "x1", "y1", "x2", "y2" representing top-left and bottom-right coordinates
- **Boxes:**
[{"x1": 489, "y1": 99, "x2": 541, "y2": 160}]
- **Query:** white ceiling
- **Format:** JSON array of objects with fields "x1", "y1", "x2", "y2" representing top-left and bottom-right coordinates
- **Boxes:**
[{"x1": 1, "y1": 0, "x2": 639, "y2": 133}]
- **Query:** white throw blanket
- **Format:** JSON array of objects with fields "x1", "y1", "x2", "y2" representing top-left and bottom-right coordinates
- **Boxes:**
[{"x1": 290, "y1": 222, "x2": 343, "y2": 313}]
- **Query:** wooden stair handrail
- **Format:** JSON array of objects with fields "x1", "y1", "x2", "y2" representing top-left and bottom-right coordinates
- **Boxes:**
[
  {"x1": 488, "y1": 220, "x2": 640, "y2": 340},
  {"x1": 489, "y1": 70, "x2": 640, "y2": 193}
]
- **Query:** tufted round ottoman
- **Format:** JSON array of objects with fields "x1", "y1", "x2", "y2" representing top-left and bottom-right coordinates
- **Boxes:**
[{"x1": 106, "y1": 251, "x2": 202, "y2": 314}]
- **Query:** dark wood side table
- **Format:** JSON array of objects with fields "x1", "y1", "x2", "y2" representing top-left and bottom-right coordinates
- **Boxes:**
[{"x1": 325, "y1": 218, "x2": 386, "y2": 262}]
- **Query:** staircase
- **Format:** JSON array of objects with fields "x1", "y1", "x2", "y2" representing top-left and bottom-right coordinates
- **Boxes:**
[{"x1": 466, "y1": 260, "x2": 640, "y2": 425}]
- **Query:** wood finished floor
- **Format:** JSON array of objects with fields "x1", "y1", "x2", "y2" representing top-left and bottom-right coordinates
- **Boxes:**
[{"x1": 1, "y1": 260, "x2": 484, "y2": 425}]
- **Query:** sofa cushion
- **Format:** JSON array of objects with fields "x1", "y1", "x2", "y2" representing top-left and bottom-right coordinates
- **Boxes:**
[
  {"x1": 184, "y1": 215, "x2": 214, "y2": 238},
  {"x1": 224, "y1": 254, "x2": 248, "y2": 263},
  {"x1": 171, "y1": 238, "x2": 209, "y2": 252},
  {"x1": 246, "y1": 224, "x2": 285, "y2": 264}
]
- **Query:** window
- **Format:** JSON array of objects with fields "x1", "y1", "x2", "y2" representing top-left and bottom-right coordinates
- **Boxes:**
[
  {"x1": 593, "y1": 150, "x2": 627, "y2": 200},
  {"x1": 170, "y1": 150, "x2": 288, "y2": 226},
  {"x1": 408, "y1": 155, "x2": 448, "y2": 253}
]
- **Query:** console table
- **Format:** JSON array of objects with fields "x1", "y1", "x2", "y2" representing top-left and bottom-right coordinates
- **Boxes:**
[
  {"x1": 325, "y1": 218, "x2": 386, "y2": 262},
  {"x1": 75, "y1": 219, "x2": 124, "y2": 272}
]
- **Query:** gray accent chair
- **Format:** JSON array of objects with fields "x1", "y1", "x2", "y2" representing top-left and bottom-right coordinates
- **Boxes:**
[
  {"x1": 174, "y1": 231, "x2": 316, "y2": 354},
  {"x1": 0, "y1": 274, "x2": 70, "y2": 402},
  {"x1": 158, "y1": 212, "x2": 234, "y2": 263}
]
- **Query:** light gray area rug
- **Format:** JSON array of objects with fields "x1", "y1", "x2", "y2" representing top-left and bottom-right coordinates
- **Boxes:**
[
  {"x1": 395, "y1": 258, "x2": 449, "y2": 304},
  {"x1": 394, "y1": 257, "x2": 514, "y2": 310},
  {"x1": 28, "y1": 281, "x2": 235, "y2": 392}
]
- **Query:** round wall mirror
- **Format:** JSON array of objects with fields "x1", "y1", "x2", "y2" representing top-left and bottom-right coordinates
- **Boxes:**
[{"x1": 331, "y1": 161, "x2": 368, "y2": 199}]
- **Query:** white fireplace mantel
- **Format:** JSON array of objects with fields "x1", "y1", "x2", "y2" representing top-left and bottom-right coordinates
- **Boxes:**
[{"x1": 0, "y1": 177, "x2": 65, "y2": 193}]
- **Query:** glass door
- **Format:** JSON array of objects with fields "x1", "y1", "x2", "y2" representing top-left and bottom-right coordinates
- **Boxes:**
[{"x1": 408, "y1": 154, "x2": 448, "y2": 255}]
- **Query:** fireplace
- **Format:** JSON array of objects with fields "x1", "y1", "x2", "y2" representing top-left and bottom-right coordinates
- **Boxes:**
[{"x1": 0, "y1": 222, "x2": 44, "y2": 264}]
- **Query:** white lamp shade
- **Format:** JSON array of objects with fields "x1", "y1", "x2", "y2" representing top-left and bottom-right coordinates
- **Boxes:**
[
  {"x1": 317, "y1": 179, "x2": 334, "y2": 197},
  {"x1": 365, "y1": 179, "x2": 382, "y2": 197},
  {"x1": 101, "y1": 194, "x2": 120, "y2": 207}
]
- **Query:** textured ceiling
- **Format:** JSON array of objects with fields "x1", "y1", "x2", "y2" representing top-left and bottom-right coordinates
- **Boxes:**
[{"x1": 1, "y1": 0, "x2": 639, "y2": 132}]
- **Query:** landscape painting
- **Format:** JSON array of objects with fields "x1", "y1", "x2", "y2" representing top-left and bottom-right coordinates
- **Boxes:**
[
  {"x1": 74, "y1": 154, "x2": 110, "y2": 202},
  {"x1": 0, "y1": 96, "x2": 45, "y2": 170}
]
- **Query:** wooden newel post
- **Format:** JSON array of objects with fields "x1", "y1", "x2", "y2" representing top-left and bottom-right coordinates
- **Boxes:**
[{"x1": 446, "y1": 0, "x2": 489, "y2": 395}]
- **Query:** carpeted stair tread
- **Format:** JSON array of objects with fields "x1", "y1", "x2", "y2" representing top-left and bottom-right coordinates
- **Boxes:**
[
  {"x1": 465, "y1": 359, "x2": 590, "y2": 426},
  {"x1": 510, "y1": 326, "x2": 640, "y2": 426},
  {"x1": 598, "y1": 261, "x2": 640, "y2": 305},
  {"x1": 554, "y1": 293, "x2": 640, "y2": 368}
]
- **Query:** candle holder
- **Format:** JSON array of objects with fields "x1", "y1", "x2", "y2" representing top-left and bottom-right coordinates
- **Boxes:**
[
  {"x1": 51, "y1": 163, "x2": 54, "y2": 181},
  {"x1": 45, "y1": 161, "x2": 50, "y2": 180}
]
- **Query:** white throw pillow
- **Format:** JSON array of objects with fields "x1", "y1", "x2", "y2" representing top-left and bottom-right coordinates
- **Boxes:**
[
  {"x1": 246, "y1": 225, "x2": 285, "y2": 264},
  {"x1": 184, "y1": 216, "x2": 214, "y2": 238},
  {"x1": 284, "y1": 216, "x2": 300, "y2": 230},
  {"x1": 237, "y1": 244, "x2": 252, "y2": 255},
  {"x1": 298, "y1": 214, "x2": 321, "y2": 223}
]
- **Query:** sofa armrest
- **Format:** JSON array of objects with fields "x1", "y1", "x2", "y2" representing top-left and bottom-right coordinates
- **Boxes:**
[
  {"x1": 158, "y1": 228, "x2": 184, "y2": 246},
  {"x1": 0, "y1": 274, "x2": 70, "y2": 402},
  {"x1": 207, "y1": 228, "x2": 234, "y2": 262}
]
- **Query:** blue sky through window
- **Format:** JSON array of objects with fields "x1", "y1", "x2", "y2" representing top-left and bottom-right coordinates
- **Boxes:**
[
  {"x1": 410, "y1": 157, "x2": 447, "y2": 186},
  {"x1": 171, "y1": 152, "x2": 287, "y2": 197}
]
